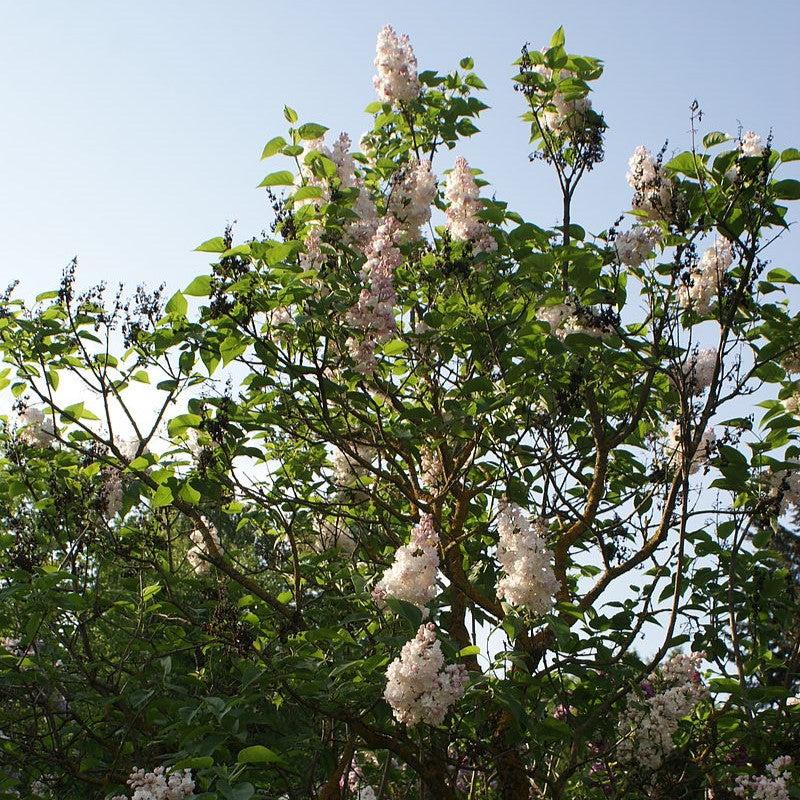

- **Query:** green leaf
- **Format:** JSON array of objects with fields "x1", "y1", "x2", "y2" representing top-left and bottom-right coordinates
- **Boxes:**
[
  {"x1": 459, "y1": 56, "x2": 474, "y2": 70},
  {"x1": 151, "y1": 484, "x2": 173, "y2": 508},
  {"x1": 261, "y1": 135, "x2": 287, "y2": 159},
  {"x1": 297, "y1": 122, "x2": 329, "y2": 140},
  {"x1": 781, "y1": 148, "x2": 800, "y2": 163},
  {"x1": 291, "y1": 186, "x2": 324, "y2": 203},
  {"x1": 141, "y1": 583, "x2": 161, "y2": 602},
  {"x1": 459, "y1": 645, "x2": 481, "y2": 657},
  {"x1": 62, "y1": 402, "x2": 99, "y2": 422},
  {"x1": 766, "y1": 268, "x2": 798, "y2": 284},
  {"x1": 665, "y1": 152, "x2": 704, "y2": 178},
  {"x1": 550, "y1": 26, "x2": 565, "y2": 48},
  {"x1": 382, "y1": 339, "x2": 408, "y2": 356},
  {"x1": 165, "y1": 291, "x2": 188, "y2": 316},
  {"x1": 220, "y1": 335, "x2": 248, "y2": 365},
  {"x1": 178, "y1": 482, "x2": 201, "y2": 505},
  {"x1": 257, "y1": 170, "x2": 295, "y2": 188},
  {"x1": 773, "y1": 179, "x2": 800, "y2": 200},
  {"x1": 195, "y1": 237, "x2": 227, "y2": 253},
  {"x1": 702, "y1": 131, "x2": 729, "y2": 148},
  {"x1": 221, "y1": 783, "x2": 255, "y2": 800},
  {"x1": 283, "y1": 105, "x2": 298, "y2": 124},
  {"x1": 35, "y1": 290, "x2": 59, "y2": 302},
  {"x1": 185, "y1": 275, "x2": 212, "y2": 296},
  {"x1": 237, "y1": 745, "x2": 284, "y2": 765}
]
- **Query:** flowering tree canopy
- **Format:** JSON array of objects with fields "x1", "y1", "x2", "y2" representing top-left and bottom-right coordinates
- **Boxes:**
[{"x1": 1, "y1": 24, "x2": 800, "y2": 800}]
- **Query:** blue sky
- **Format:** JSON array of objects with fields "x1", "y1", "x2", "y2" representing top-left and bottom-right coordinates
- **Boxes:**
[{"x1": 1, "y1": 1, "x2": 798, "y2": 297}]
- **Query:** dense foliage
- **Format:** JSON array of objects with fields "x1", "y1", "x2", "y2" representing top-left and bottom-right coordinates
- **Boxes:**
[{"x1": 1, "y1": 24, "x2": 799, "y2": 800}]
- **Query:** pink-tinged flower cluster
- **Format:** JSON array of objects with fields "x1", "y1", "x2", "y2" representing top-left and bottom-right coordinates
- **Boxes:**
[
  {"x1": 108, "y1": 766, "x2": 195, "y2": 800},
  {"x1": 678, "y1": 238, "x2": 734, "y2": 315},
  {"x1": 295, "y1": 132, "x2": 378, "y2": 246},
  {"x1": 626, "y1": 146, "x2": 673, "y2": 218},
  {"x1": 330, "y1": 132, "x2": 379, "y2": 245},
  {"x1": 384, "y1": 622, "x2": 468, "y2": 726},
  {"x1": 444, "y1": 157, "x2": 496, "y2": 254},
  {"x1": 682, "y1": 348, "x2": 717, "y2": 395},
  {"x1": 187, "y1": 519, "x2": 222, "y2": 575},
  {"x1": 665, "y1": 423, "x2": 716, "y2": 475},
  {"x1": 420, "y1": 446, "x2": 445, "y2": 493},
  {"x1": 373, "y1": 25, "x2": 420, "y2": 104},
  {"x1": 734, "y1": 756, "x2": 793, "y2": 800},
  {"x1": 299, "y1": 224, "x2": 324, "y2": 271},
  {"x1": 389, "y1": 158, "x2": 436, "y2": 241},
  {"x1": 495, "y1": 502, "x2": 559, "y2": 615},
  {"x1": 617, "y1": 651, "x2": 708, "y2": 771},
  {"x1": 345, "y1": 219, "x2": 401, "y2": 375},
  {"x1": 740, "y1": 130, "x2": 764, "y2": 158},
  {"x1": 373, "y1": 513, "x2": 439, "y2": 608},
  {"x1": 614, "y1": 224, "x2": 660, "y2": 268},
  {"x1": 346, "y1": 767, "x2": 378, "y2": 800}
]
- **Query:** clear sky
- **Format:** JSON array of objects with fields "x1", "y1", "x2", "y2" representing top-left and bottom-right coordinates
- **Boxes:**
[{"x1": 1, "y1": 1, "x2": 799, "y2": 298}]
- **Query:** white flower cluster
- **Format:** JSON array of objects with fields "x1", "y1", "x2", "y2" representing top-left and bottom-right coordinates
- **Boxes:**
[
  {"x1": 373, "y1": 25, "x2": 420, "y2": 104},
  {"x1": 682, "y1": 348, "x2": 717, "y2": 395},
  {"x1": 384, "y1": 622, "x2": 468, "y2": 726},
  {"x1": 527, "y1": 55, "x2": 592, "y2": 137},
  {"x1": 678, "y1": 238, "x2": 735, "y2": 315},
  {"x1": 614, "y1": 224, "x2": 660, "y2": 268},
  {"x1": 331, "y1": 443, "x2": 375, "y2": 487},
  {"x1": 16, "y1": 407, "x2": 56, "y2": 447},
  {"x1": 266, "y1": 305, "x2": 294, "y2": 343},
  {"x1": 768, "y1": 469, "x2": 800, "y2": 516},
  {"x1": 388, "y1": 158, "x2": 436, "y2": 241},
  {"x1": 373, "y1": 513, "x2": 439, "y2": 608},
  {"x1": 665, "y1": 423, "x2": 715, "y2": 475},
  {"x1": 314, "y1": 515, "x2": 357, "y2": 554},
  {"x1": 782, "y1": 391, "x2": 800, "y2": 417},
  {"x1": 735, "y1": 756, "x2": 793, "y2": 800},
  {"x1": 543, "y1": 89, "x2": 592, "y2": 137},
  {"x1": 626, "y1": 146, "x2": 673, "y2": 218},
  {"x1": 108, "y1": 766, "x2": 195, "y2": 800},
  {"x1": 740, "y1": 130, "x2": 764, "y2": 158},
  {"x1": 536, "y1": 300, "x2": 611, "y2": 340},
  {"x1": 345, "y1": 218, "x2": 401, "y2": 375},
  {"x1": 781, "y1": 349, "x2": 800, "y2": 375},
  {"x1": 495, "y1": 502, "x2": 558, "y2": 615},
  {"x1": 617, "y1": 651, "x2": 707, "y2": 771},
  {"x1": 443, "y1": 157, "x2": 497, "y2": 254},
  {"x1": 187, "y1": 520, "x2": 222, "y2": 575},
  {"x1": 102, "y1": 469, "x2": 124, "y2": 519}
]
